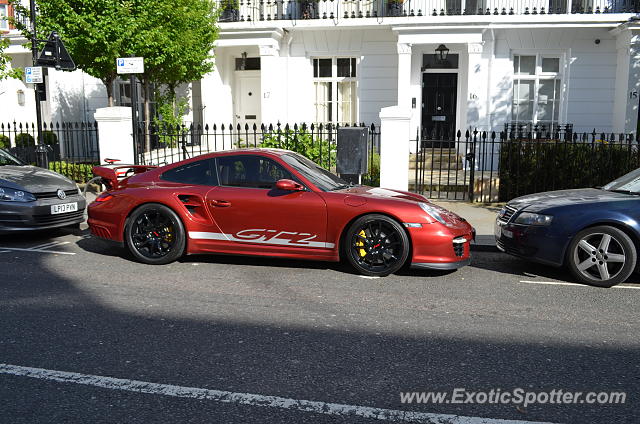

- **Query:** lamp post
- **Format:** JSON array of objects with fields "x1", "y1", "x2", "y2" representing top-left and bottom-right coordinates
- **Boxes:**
[{"x1": 29, "y1": 0, "x2": 43, "y2": 148}]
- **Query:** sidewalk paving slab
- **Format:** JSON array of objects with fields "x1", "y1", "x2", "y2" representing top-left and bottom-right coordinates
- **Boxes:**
[{"x1": 432, "y1": 200, "x2": 501, "y2": 250}]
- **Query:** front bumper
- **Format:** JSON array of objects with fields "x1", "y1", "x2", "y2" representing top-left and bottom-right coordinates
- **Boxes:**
[
  {"x1": 0, "y1": 195, "x2": 86, "y2": 233},
  {"x1": 495, "y1": 219, "x2": 568, "y2": 267},
  {"x1": 411, "y1": 258, "x2": 471, "y2": 270},
  {"x1": 408, "y1": 221, "x2": 474, "y2": 270}
]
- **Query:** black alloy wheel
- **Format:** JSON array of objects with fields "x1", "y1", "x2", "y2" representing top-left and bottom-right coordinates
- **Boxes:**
[
  {"x1": 125, "y1": 203, "x2": 185, "y2": 265},
  {"x1": 344, "y1": 214, "x2": 410, "y2": 277}
]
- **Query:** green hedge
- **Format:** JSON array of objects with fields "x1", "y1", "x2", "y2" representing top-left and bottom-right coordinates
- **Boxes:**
[
  {"x1": 42, "y1": 131, "x2": 59, "y2": 145},
  {"x1": 499, "y1": 140, "x2": 640, "y2": 201},
  {"x1": 260, "y1": 128, "x2": 336, "y2": 169},
  {"x1": 15, "y1": 133, "x2": 35, "y2": 147},
  {"x1": 49, "y1": 161, "x2": 96, "y2": 183},
  {"x1": 0, "y1": 135, "x2": 9, "y2": 149}
]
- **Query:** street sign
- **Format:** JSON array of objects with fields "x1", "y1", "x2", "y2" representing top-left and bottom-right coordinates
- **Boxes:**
[
  {"x1": 36, "y1": 32, "x2": 76, "y2": 71},
  {"x1": 117, "y1": 57, "x2": 144, "y2": 74},
  {"x1": 25, "y1": 67, "x2": 44, "y2": 84}
]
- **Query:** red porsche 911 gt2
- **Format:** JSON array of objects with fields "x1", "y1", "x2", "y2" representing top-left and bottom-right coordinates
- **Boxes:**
[{"x1": 87, "y1": 149, "x2": 474, "y2": 276}]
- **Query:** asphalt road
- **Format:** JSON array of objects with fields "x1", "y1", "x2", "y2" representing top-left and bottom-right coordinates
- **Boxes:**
[{"x1": 1, "y1": 227, "x2": 639, "y2": 424}]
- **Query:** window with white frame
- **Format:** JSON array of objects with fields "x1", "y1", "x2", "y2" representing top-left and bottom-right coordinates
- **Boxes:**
[
  {"x1": 313, "y1": 57, "x2": 357, "y2": 124},
  {"x1": 0, "y1": 4, "x2": 9, "y2": 30},
  {"x1": 512, "y1": 55, "x2": 563, "y2": 128}
]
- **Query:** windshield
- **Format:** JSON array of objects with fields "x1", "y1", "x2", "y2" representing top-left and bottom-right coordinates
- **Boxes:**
[
  {"x1": 281, "y1": 153, "x2": 349, "y2": 192},
  {"x1": 0, "y1": 149, "x2": 24, "y2": 166},
  {"x1": 602, "y1": 168, "x2": 640, "y2": 193}
]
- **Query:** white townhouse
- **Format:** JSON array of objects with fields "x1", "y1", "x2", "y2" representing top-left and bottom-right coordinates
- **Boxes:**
[
  {"x1": 2, "y1": 1, "x2": 640, "y2": 146},
  {"x1": 206, "y1": 0, "x2": 640, "y2": 144}
]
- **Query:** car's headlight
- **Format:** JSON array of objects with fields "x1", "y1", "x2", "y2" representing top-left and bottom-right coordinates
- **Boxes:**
[
  {"x1": 418, "y1": 202, "x2": 446, "y2": 225},
  {"x1": 514, "y1": 212, "x2": 553, "y2": 226},
  {"x1": 0, "y1": 186, "x2": 36, "y2": 202}
]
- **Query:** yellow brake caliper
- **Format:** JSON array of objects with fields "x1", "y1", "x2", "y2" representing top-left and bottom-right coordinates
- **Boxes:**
[
  {"x1": 356, "y1": 230, "x2": 367, "y2": 257},
  {"x1": 163, "y1": 226, "x2": 174, "y2": 243}
]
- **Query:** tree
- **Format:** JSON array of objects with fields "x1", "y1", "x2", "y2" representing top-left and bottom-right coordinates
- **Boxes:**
[
  {"x1": 127, "y1": 0, "x2": 218, "y2": 141},
  {"x1": 0, "y1": 38, "x2": 23, "y2": 81},
  {"x1": 11, "y1": 0, "x2": 219, "y2": 131},
  {"x1": 10, "y1": 0, "x2": 132, "y2": 106}
]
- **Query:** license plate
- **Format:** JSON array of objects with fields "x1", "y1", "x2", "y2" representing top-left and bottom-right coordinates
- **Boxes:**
[
  {"x1": 494, "y1": 221, "x2": 513, "y2": 238},
  {"x1": 51, "y1": 202, "x2": 78, "y2": 215}
]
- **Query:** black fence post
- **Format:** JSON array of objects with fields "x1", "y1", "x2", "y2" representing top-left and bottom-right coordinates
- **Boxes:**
[
  {"x1": 467, "y1": 130, "x2": 477, "y2": 202},
  {"x1": 35, "y1": 143, "x2": 49, "y2": 169}
]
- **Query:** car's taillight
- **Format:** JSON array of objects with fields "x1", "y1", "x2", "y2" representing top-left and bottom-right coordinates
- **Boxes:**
[{"x1": 95, "y1": 193, "x2": 113, "y2": 202}]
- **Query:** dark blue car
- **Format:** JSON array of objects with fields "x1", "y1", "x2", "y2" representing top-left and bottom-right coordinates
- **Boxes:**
[{"x1": 495, "y1": 168, "x2": 640, "y2": 287}]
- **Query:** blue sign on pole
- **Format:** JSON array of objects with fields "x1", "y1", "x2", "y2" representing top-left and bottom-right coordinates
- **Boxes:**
[{"x1": 25, "y1": 67, "x2": 43, "y2": 84}]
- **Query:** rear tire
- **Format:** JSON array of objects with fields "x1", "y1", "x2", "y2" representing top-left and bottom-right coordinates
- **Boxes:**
[
  {"x1": 566, "y1": 225, "x2": 636, "y2": 287},
  {"x1": 125, "y1": 203, "x2": 185, "y2": 265},
  {"x1": 343, "y1": 214, "x2": 409, "y2": 277}
]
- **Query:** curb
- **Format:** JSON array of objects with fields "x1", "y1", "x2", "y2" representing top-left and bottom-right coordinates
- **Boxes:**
[{"x1": 471, "y1": 243, "x2": 499, "y2": 253}]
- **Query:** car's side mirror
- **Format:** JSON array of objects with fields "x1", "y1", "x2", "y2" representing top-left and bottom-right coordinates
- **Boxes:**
[{"x1": 275, "y1": 179, "x2": 305, "y2": 191}]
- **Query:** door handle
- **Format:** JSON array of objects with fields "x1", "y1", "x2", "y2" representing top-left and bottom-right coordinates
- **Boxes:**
[{"x1": 210, "y1": 200, "x2": 231, "y2": 207}]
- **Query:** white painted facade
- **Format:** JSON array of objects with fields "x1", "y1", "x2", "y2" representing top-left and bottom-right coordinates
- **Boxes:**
[
  {"x1": 205, "y1": 14, "x2": 640, "y2": 146},
  {"x1": 2, "y1": 2, "x2": 640, "y2": 147}
]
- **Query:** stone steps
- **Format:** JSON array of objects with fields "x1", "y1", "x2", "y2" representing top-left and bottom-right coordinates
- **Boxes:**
[{"x1": 409, "y1": 149, "x2": 463, "y2": 171}]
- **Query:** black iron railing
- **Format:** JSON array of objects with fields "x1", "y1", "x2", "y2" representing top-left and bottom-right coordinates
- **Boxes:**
[
  {"x1": 136, "y1": 122, "x2": 381, "y2": 186},
  {"x1": 413, "y1": 127, "x2": 640, "y2": 202},
  {"x1": 217, "y1": 0, "x2": 640, "y2": 22},
  {"x1": 0, "y1": 122, "x2": 100, "y2": 183}
]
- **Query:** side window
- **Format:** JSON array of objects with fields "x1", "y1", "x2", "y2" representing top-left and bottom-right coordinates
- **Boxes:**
[
  {"x1": 161, "y1": 159, "x2": 217, "y2": 185},
  {"x1": 216, "y1": 155, "x2": 294, "y2": 189}
]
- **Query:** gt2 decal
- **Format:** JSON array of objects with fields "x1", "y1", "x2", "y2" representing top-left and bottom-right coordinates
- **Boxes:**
[
  {"x1": 189, "y1": 230, "x2": 335, "y2": 249},
  {"x1": 235, "y1": 229, "x2": 319, "y2": 244}
]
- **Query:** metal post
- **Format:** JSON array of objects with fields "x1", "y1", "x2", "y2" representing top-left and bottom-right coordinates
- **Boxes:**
[
  {"x1": 29, "y1": 0, "x2": 43, "y2": 152},
  {"x1": 467, "y1": 130, "x2": 477, "y2": 202},
  {"x1": 130, "y1": 73, "x2": 139, "y2": 164}
]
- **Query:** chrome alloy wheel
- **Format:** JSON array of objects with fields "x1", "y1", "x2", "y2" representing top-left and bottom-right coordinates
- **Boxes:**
[{"x1": 573, "y1": 233, "x2": 626, "y2": 282}]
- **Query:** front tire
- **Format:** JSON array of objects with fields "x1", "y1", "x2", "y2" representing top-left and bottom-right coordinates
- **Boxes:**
[
  {"x1": 125, "y1": 203, "x2": 185, "y2": 265},
  {"x1": 343, "y1": 214, "x2": 410, "y2": 277},
  {"x1": 567, "y1": 225, "x2": 636, "y2": 287}
]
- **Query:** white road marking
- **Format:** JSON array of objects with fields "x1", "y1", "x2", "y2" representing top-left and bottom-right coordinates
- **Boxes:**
[
  {"x1": 360, "y1": 276, "x2": 380, "y2": 279},
  {"x1": 31, "y1": 241, "x2": 65, "y2": 250},
  {"x1": 519, "y1": 280, "x2": 640, "y2": 289},
  {"x1": 0, "y1": 363, "x2": 555, "y2": 424},
  {"x1": 0, "y1": 241, "x2": 75, "y2": 256}
]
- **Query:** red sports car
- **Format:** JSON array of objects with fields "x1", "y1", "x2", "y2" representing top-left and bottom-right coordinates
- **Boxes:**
[{"x1": 87, "y1": 149, "x2": 474, "y2": 276}]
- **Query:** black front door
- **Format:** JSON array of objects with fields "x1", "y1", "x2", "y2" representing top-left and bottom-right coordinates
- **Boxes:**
[{"x1": 421, "y1": 73, "x2": 457, "y2": 148}]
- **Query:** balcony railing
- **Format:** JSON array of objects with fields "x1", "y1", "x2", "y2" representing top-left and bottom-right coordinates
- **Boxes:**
[{"x1": 217, "y1": 0, "x2": 640, "y2": 22}]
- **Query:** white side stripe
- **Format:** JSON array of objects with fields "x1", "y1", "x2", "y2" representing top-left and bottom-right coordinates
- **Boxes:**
[
  {"x1": 0, "y1": 363, "x2": 556, "y2": 424},
  {"x1": 189, "y1": 231, "x2": 335, "y2": 249}
]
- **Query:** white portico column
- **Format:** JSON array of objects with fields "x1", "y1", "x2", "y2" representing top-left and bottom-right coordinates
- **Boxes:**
[
  {"x1": 379, "y1": 106, "x2": 412, "y2": 191},
  {"x1": 466, "y1": 42, "x2": 486, "y2": 131},
  {"x1": 259, "y1": 44, "x2": 280, "y2": 124},
  {"x1": 94, "y1": 107, "x2": 134, "y2": 164},
  {"x1": 397, "y1": 43, "x2": 412, "y2": 110}
]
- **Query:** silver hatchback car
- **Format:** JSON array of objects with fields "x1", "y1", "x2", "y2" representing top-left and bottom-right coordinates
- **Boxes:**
[{"x1": 0, "y1": 149, "x2": 86, "y2": 233}]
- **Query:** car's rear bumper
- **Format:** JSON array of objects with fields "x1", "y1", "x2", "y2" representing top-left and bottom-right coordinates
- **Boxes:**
[{"x1": 0, "y1": 195, "x2": 86, "y2": 233}]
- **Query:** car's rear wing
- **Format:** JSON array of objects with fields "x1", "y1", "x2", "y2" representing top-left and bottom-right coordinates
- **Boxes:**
[{"x1": 92, "y1": 165, "x2": 158, "y2": 190}]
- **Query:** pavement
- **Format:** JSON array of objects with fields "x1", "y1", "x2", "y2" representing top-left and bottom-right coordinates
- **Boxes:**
[{"x1": 432, "y1": 200, "x2": 501, "y2": 248}]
